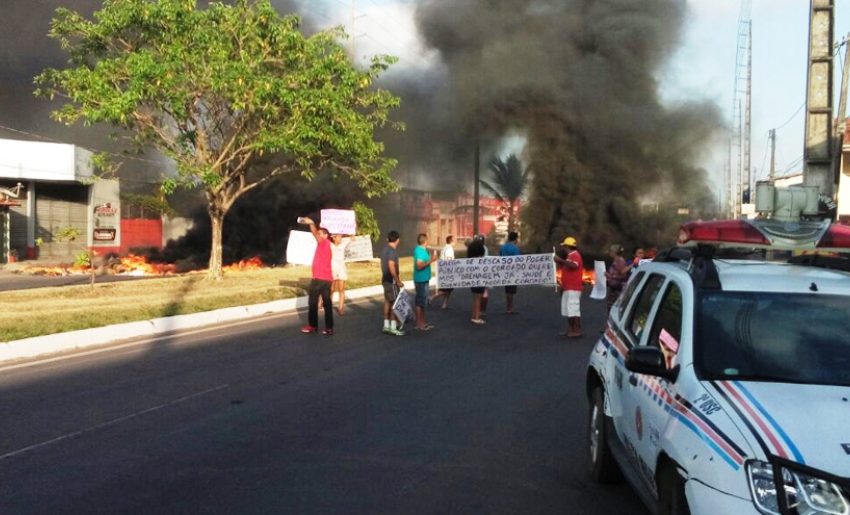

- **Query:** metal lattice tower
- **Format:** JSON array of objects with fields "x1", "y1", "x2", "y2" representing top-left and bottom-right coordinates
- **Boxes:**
[{"x1": 728, "y1": 0, "x2": 752, "y2": 218}]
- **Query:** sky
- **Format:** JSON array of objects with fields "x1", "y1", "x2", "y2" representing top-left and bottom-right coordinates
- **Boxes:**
[{"x1": 300, "y1": 0, "x2": 850, "y2": 193}]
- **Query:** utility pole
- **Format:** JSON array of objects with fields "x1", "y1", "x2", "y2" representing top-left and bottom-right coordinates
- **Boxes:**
[
  {"x1": 833, "y1": 33, "x2": 850, "y2": 181},
  {"x1": 742, "y1": 20, "x2": 753, "y2": 203},
  {"x1": 803, "y1": 0, "x2": 834, "y2": 197},
  {"x1": 769, "y1": 129, "x2": 777, "y2": 181},
  {"x1": 473, "y1": 140, "x2": 480, "y2": 236}
]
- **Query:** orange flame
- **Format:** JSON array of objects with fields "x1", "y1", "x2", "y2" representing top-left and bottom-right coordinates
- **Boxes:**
[
  {"x1": 223, "y1": 256, "x2": 264, "y2": 271},
  {"x1": 582, "y1": 269, "x2": 596, "y2": 286},
  {"x1": 116, "y1": 254, "x2": 176, "y2": 276}
]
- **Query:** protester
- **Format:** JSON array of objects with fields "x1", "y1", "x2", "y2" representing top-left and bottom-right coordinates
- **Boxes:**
[
  {"x1": 330, "y1": 234, "x2": 352, "y2": 315},
  {"x1": 298, "y1": 217, "x2": 334, "y2": 336},
  {"x1": 626, "y1": 247, "x2": 645, "y2": 267},
  {"x1": 429, "y1": 235, "x2": 455, "y2": 309},
  {"x1": 479, "y1": 235, "x2": 490, "y2": 317},
  {"x1": 413, "y1": 233, "x2": 438, "y2": 331},
  {"x1": 553, "y1": 236, "x2": 583, "y2": 338},
  {"x1": 605, "y1": 244, "x2": 629, "y2": 311},
  {"x1": 499, "y1": 231, "x2": 521, "y2": 313},
  {"x1": 381, "y1": 230, "x2": 405, "y2": 336},
  {"x1": 467, "y1": 234, "x2": 487, "y2": 324}
]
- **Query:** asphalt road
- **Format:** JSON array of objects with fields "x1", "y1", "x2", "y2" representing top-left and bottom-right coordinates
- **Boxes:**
[{"x1": 0, "y1": 286, "x2": 647, "y2": 515}]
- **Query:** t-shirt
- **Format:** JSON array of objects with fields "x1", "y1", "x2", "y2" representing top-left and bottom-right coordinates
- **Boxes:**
[
  {"x1": 440, "y1": 244, "x2": 455, "y2": 260},
  {"x1": 467, "y1": 240, "x2": 486, "y2": 259},
  {"x1": 560, "y1": 249, "x2": 584, "y2": 292},
  {"x1": 312, "y1": 238, "x2": 333, "y2": 281},
  {"x1": 413, "y1": 245, "x2": 432, "y2": 283},
  {"x1": 499, "y1": 242, "x2": 520, "y2": 257},
  {"x1": 381, "y1": 245, "x2": 399, "y2": 284}
]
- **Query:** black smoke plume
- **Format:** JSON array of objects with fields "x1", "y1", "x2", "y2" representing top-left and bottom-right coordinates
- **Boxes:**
[{"x1": 402, "y1": 0, "x2": 723, "y2": 251}]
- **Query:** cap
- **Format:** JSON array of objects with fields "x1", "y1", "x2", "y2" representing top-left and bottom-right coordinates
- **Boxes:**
[
  {"x1": 562, "y1": 236, "x2": 577, "y2": 246},
  {"x1": 474, "y1": 234, "x2": 485, "y2": 241}
]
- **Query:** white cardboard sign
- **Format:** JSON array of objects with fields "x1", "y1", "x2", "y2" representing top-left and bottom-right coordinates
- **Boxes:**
[
  {"x1": 285, "y1": 230, "x2": 317, "y2": 266},
  {"x1": 344, "y1": 235, "x2": 374, "y2": 262},
  {"x1": 436, "y1": 254, "x2": 556, "y2": 289},
  {"x1": 392, "y1": 288, "x2": 414, "y2": 326},
  {"x1": 320, "y1": 209, "x2": 357, "y2": 235},
  {"x1": 590, "y1": 260, "x2": 607, "y2": 300}
]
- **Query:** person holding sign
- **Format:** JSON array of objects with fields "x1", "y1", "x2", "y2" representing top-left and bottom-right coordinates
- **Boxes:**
[
  {"x1": 381, "y1": 230, "x2": 406, "y2": 336},
  {"x1": 499, "y1": 231, "x2": 521, "y2": 314},
  {"x1": 467, "y1": 235, "x2": 487, "y2": 325},
  {"x1": 298, "y1": 217, "x2": 334, "y2": 336},
  {"x1": 413, "y1": 233, "x2": 438, "y2": 331},
  {"x1": 330, "y1": 234, "x2": 352, "y2": 315},
  {"x1": 554, "y1": 236, "x2": 583, "y2": 338},
  {"x1": 429, "y1": 235, "x2": 455, "y2": 309}
]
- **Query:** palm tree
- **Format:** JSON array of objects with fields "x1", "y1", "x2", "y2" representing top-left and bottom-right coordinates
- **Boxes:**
[{"x1": 480, "y1": 154, "x2": 530, "y2": 232}]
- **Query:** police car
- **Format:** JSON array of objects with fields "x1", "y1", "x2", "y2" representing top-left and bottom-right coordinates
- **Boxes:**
[{"x1": 586, "y1": 218, "x2": 850, "y2": 515}]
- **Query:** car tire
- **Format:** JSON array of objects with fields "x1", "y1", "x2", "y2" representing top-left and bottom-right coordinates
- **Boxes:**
[
  {"x1": 657, "y1": 462, "x2": 691, "y2": 515},
  {"x1": 589, "y1": 386, "x2": 621, "y2": 483}
]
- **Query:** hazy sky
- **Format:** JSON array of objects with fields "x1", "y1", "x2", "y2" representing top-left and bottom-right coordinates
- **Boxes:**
[{"x1": 302, "y1": 0, "x2": 850, "y2": 191}]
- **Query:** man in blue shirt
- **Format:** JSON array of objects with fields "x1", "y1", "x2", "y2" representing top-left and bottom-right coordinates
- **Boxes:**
[
  {"x1": 413, "y1": 233, "x2": 437, "y2": 331},
  {"x1": 500, "y1": 231, "x2": 521, "y2": 314}
]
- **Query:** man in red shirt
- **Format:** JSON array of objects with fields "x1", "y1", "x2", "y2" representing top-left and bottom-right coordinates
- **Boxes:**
[
  {"x1": 299, "y1": 217, "x2": 334, "y2": 335},
  {"x1": 554, "y1": 236, "x2": 583, "y2": 338}
]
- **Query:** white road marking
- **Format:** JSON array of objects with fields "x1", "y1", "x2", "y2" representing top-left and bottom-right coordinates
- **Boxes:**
[{"x1": 0, "y1": 383, "x2": 229, "y2": 461}]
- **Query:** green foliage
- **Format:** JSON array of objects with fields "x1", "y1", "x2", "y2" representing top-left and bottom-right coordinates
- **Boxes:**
[
  {"x1": 481, "y1": 154, "x2": 529, "y2": 205},
  {"x1": 122, "y1": 192, "x2": 175, "y2": 217},
  {"x1": 35, "y1": 0, "x2": 402, "y2": 277},
  {"x1": 54, "y1": 226, "x2": 83, "y2": 242},
  {"x1": 74, "y1": 250, "x2": 92, "y2": 268},
  {"x1": 352, "y1": 201, "x2": 380, "y2": 241}
]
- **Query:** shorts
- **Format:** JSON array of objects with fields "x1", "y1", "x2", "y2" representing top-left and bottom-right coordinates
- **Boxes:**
[
  {"x1": 561, "y1": 290, "x2": 581, "y2": 317},
  {"x1": 504, "y1": 285, "x2": 517, "y2": 294},
  {"x1": 470, "y1": 286, "x2": 485, "y2": 294},
  {"x1": 383, "y1": 282, "x2": 399, "y2": 303},
  {"x1": 414, "y1": 281, "x2": 429, "y2": 308},
  {"x1": 332, "y1": 269, "x2": 348, "y2": 281}
]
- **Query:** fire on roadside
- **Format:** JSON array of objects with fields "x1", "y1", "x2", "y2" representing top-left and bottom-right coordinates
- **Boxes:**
[
  {"x1": 223, "y1": 256, "x2": 264, "y2": 272},
  {"x1": 554, "y1": 267, "x2": 596, "y2": 285},
  {"x1": 115, "y1": 254, "x2": 176, "y2": 276}
]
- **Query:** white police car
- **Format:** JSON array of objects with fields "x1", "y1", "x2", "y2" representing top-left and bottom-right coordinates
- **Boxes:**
[{"x1": 586, "y1": 218, "x2": 850, "y2": 515}]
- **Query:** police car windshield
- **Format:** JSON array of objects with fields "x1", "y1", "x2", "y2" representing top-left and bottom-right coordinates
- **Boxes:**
[{"x1": 697, "y1": 292, "x2": 850, "y2": 387}]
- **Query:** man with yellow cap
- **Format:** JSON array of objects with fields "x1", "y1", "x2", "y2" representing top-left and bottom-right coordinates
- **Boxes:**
[{"x1": 554, "y1": 236, "x2": 583, "y2": 338}]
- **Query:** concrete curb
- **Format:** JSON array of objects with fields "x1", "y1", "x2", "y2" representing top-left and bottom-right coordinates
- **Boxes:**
[{"x1": 0, "y1": 281, "x2": 420, "y2": 364}]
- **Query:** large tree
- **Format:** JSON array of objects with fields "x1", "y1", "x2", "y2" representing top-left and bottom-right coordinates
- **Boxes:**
[
  {"x1": 480, "y1": 154, "x2": 529, "y2": 232},
  {"x1": 36, "y1": 0, "x2": 400, "y2": 279}
]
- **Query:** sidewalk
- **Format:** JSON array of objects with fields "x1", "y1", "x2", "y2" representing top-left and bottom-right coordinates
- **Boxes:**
[{"x1": 0, "y1": 279, "x2": 423, "y2": 364}]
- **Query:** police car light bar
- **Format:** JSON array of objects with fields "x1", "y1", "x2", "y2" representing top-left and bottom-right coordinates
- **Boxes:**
[{"x1": 678, "y1": 219, "x2": 850, "y2": 251}]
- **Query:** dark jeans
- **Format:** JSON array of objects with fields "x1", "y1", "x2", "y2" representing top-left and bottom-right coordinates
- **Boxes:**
[{"x1": 308, "y1": 279, "x2": 333, "y2": 329}]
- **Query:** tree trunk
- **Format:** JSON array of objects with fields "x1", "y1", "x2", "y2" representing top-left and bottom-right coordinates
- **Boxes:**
[{"x1": 208, "y1": 206, "x2": 225, "y2": 280}]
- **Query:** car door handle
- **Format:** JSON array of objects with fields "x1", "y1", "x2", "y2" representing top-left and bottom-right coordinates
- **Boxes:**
[{"x1": 628, "y1": 375, "x2": 638, "y2": 386}]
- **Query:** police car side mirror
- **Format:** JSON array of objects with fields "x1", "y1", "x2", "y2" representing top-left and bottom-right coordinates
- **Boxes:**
[{"x1": 626, "y1": 347, "x2": 679, "y2": 382}]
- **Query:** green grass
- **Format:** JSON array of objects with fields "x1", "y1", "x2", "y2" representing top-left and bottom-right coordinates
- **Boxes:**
[{"x1": 1, "y1": 258, "x2": 413, "y2": 342}]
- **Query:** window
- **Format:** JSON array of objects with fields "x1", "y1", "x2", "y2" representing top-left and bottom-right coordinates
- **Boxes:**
[
  {"x1": 617, "y1": 271, "x2": 645, "y2": 320},
  {"x1": 648, "y1": 283, "x2": 683, "y2": 368},
  {"x1": 698, "y1": 292, "x2": 850, "y2": 386},
  {"x1": 627, "y1": 274, "x2": 665, "y2": 343}
]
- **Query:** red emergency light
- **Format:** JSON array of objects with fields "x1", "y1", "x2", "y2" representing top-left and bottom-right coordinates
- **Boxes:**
[
  {"x1": 678, "y1": 219, "x2": 850, "y2": 252},
  {"x1": 678, "y1": 220, "x2": 769, "y2": 247},
  {"x1": 816, "y1": 223, "x2": 850, "y2": 250}
]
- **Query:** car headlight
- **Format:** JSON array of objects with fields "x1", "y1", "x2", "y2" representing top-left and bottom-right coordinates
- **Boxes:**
[{"x1": 747, "y1": 460, "x2": 849, "y2": 515}]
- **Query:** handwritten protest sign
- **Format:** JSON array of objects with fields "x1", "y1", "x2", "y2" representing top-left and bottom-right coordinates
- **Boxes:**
[
  {"x1": 320, "y1": 209, "x2": 356, "y2": 235},
  {"x1": 344, "y1": 235, "x2": 374, "y2": 262},
  {"x1": 285, "y1": 230, "x2": 317, "y2": 266},
  {"x1": 392, "y1": 288, "x2": 414, "y2": 327},
  {"x1": 436, "y1": 253, "x2": 556, "y2": 289}
]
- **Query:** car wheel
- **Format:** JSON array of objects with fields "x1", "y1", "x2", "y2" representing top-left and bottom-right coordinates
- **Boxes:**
[
  {"x1": 657, "y1": 462, "x2": 691, "y2": 515},
  {"x1": 588, "y1": 386, "x2": 621, "y2": 483}
]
